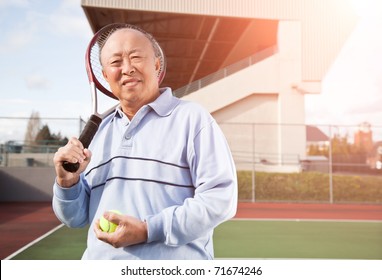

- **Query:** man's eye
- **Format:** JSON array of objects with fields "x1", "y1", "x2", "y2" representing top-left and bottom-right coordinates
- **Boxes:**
[
  {"x1": 109, "y1": 60, "x2": 122, "y2": 66},
  {"x1": 131, "y1": 56, "x2": 141, "y2": 60}
]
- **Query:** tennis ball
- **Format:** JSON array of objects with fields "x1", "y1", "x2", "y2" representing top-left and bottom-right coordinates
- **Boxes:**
[{"x1": 100, "y1": 210, "x2": 122, "y2": 233}]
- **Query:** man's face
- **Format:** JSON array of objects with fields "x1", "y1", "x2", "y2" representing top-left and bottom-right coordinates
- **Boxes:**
[{"x1": 100, "y1": 28, "x2": 160, "y2": 108}]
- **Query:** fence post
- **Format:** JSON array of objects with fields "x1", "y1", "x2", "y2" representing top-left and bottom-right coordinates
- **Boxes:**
[
  {"x1": 328, "y1": 125, "x2": 334, "y2": 204},
  {"x1": 252, "y1": 123, "x2": 256, "y2": 202}
]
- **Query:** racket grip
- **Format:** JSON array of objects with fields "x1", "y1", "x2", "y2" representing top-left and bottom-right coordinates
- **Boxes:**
[
  {"x1": 78, "y1": 114, "x2": 102, "y2": 148},
  {"x1": 62, "y1": 114, "x2": 102, "y2": 173}
]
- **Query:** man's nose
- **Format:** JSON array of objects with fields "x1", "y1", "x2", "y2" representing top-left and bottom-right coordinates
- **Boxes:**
[{"x1": 122, "y1": 59, "x2": 135, "y2": 75}]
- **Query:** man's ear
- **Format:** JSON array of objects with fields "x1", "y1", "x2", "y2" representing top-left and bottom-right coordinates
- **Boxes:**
[
  {"x1": 102, "y1": 69, "x2": 108, "y2": 81},
  {"x1": 155, "y1": 57, "x2": 161, "y2": 73}
]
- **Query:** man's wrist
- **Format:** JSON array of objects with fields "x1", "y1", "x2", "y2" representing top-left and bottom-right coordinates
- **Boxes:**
[{"x1": 56, "y1": 176, "x2": 80, "y2": 188}]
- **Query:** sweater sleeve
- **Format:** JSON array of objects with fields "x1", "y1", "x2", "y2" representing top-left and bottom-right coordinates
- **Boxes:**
[
  {"x1": 52, "y1": 175, "x2": 90, "y2": 228},
  {"x1": 146, "y1": 120, "x2": 238, "y2": 245}
]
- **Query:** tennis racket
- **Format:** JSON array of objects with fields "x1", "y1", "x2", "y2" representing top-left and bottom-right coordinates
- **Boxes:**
[{"x1": 62, "y1": 23, "x2": 167, "y2": 173}]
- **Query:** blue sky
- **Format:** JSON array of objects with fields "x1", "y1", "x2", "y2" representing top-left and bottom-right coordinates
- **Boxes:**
[
  {"x1": 0, "y1": 0, "x2": 99, "y2": 142},
  {"x1": 1, "y1": 0, "x2": 90, "y2": 109},
  {"x1": 0, "y1": 0, "x2": 381, "y2": 143}
]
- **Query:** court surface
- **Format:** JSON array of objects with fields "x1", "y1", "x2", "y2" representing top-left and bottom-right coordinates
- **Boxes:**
[{"x1": 1, "y1": 202, "x2": 381, "y2": 259}]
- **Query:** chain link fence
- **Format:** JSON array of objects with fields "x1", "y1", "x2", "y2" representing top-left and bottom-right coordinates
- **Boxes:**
[
  {"x1": 1, "y1": 117, "x2": 381, "y2": 203},
  {"x1": 0, "y1": 117, "x2": 85, "y2": 167},
  {"x1": 218, "y1": 122, "x2": 382, "y2": 203}
]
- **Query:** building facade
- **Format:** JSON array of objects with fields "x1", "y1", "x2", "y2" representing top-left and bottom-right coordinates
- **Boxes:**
[{"x1": 81, "y1": 0, "x2": 359, "y2": 171}]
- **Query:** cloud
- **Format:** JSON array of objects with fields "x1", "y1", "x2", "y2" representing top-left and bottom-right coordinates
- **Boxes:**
[
  {"x1": 25, "y1": 74, "x2": 50, "y2": 90},
  {"x1": 0, "y1": 0, "x2": 30, "y2": 8},
  {"x1": 0, "y1": 6, "x2": 43, "y2": 53},
  {"x1": 0, "y1": 17, "x2": 37, "y2": 53},
  {"x1": 0, "y1": 98, "x2": 30, "y2": 105},
  {"x1": 348, "y1": 97, "x2": 382, "y2": 115},
  {"x1": 0, "y1": 0, "x2": 91, "y2": 54},
  {"x1": 47, "y1": 0, "x2": 93, "y2": 39},
  {"x1": 48, "y1": 13, "x2": 92, "y2": 38}
]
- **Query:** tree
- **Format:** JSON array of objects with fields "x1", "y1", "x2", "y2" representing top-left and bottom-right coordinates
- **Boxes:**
[
  {"x1": 24, "y1": 111, "x2": 68, "y2": 152},
  {"x1": 35, "y1": 124, "x2": 51, "y2": 145},
  {"x1": 35, "y1": 124, "x2": 68, "y2": 148},
  {"x1": 307, "y1": 134, "x2": 365, "y2": 157},
  {"x1": 24, "y1": 111, "x2": 41, "y2": 151},
  {"x1": 307, "y1": 143, "x2": 328, "y2": 157}
]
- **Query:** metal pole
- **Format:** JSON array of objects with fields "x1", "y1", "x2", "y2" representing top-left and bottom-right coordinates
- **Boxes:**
[
  {"x1": 252, "y1": 123, "x2": 256, "y2": 202},
  {"x1": 328, "y1": 125, "x2": 333, "y2": 204}
]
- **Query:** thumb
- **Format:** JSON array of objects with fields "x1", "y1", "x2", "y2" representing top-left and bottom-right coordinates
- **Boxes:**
[
  {"x1": 104, "y1": 210, "x2": 122, "y2": 224},
  {"x1": 83, "y1": 148, "x2": 92, "y2": 161},
  {"x1": 75, "y1": 148, "x2": 92, "y2": 174}
]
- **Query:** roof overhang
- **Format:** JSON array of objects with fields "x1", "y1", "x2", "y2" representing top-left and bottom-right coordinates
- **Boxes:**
[{"x1": 81, "y1": 4, "x2": 278, "y2": 90}]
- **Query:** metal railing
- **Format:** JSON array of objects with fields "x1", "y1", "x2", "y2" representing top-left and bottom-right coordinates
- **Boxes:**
[{"x1": 173, "y1": 45, "x2": 278, "y2": 98}]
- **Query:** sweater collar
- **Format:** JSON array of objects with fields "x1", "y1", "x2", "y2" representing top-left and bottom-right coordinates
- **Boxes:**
[
  {"x1": 148, "y1": 87, "x2": 180, "y2": 117},
  {"x1": 113, "y1": 87, "x2": 180, "y2": 120}
]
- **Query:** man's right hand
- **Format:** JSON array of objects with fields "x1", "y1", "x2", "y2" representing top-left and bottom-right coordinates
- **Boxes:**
[{"x1": 53, "y1": 137, "x2": 92, "y2": 188}]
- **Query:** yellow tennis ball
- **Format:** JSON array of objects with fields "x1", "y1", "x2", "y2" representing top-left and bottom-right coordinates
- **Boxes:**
[{"x1": 100, "y1": 210, "x2": 122, "y2": 233}]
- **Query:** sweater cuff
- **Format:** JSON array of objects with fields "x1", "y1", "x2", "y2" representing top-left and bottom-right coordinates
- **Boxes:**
[
  {"x1": 53, "y1": 179, "x2": 82, "y2": 201},
  {"x1": 145, "y1": 213, "x2": 166, "y2": 243}
]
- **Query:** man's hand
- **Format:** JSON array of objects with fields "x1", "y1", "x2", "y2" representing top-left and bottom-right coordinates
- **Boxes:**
[
  {"x1": 53, "y1": 137, "x2": 92, "y2": 188},
  {"x1": 94, "y1": 211, "x2": 148, "y2": 248}
]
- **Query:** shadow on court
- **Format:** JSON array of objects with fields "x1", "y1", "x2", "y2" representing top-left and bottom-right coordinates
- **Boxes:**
[{"x1": 0, "y1": 202, "x2": 61, "y2": 259}]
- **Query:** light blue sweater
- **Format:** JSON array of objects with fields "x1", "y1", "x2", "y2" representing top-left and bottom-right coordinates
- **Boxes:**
[{"x1": 52, "y1": 88, "x2": 238, "y2": 259}]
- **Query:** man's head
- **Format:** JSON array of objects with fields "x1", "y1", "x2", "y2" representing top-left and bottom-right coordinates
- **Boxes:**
[
  {"x1": 99, "y1": 25, "x2": 165, "y2": 117},
  {"x1": 98, "y1": 25, "x2": 164, "y2": 72}
]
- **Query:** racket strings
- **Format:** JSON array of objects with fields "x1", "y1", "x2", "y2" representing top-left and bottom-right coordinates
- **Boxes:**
[{"x1": 89, "y1": 42, "x2": 110, "y2": 92}]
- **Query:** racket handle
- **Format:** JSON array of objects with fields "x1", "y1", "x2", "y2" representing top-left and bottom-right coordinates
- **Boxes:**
[{"x1": 62, "y1": 114, "x2": 102, "y2": 173}]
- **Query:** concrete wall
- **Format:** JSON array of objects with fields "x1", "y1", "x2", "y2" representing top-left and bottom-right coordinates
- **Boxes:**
[
  {"x1": 0, "y1": 167, "x2": 56, "y2": 202},
  {"x1": 1, "y1": 153, "x2": 55, "y2": 167},
  {"x1": 183, "y1": 21, "x2": 307, "y2": 171}
]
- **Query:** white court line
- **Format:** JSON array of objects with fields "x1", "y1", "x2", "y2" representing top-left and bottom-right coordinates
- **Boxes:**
[{"x1": 4, "y1": 223, "x2": 65, "y2": 260}]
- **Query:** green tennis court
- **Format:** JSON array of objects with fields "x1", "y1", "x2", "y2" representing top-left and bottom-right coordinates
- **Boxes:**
[
  {"x1": 214, "y1": 220, "x2": 382, "y2": 259},
  {"x1": 9, "y1": 219, "x2": 382, "y2": 260}
]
